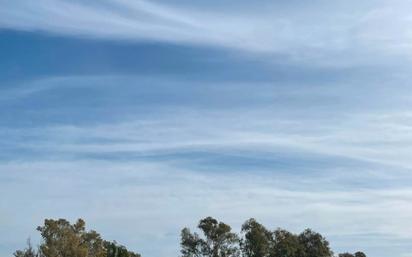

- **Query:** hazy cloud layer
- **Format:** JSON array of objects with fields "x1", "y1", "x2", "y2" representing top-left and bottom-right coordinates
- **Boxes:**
[
  {"x1": 2, "y1": 73, "x2": 412, "y2": 257},
  {"x1": 2, "y1": 160, "x2": 412, "y2": 257},
  {"x1": 1, "y1": 0, "x2": 412, "y2": 64},
  {"x1": 1, "y1": 1, "x2": 412, "y2": 257}
]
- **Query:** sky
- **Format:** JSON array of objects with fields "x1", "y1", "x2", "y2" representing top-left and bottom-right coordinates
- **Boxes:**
[{"x1": 1, "y1": 0, "x2": 412, "y2": 257}]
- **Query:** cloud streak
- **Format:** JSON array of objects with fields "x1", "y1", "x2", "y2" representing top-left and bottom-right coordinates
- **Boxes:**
[
  {"x1": 1, "y1": 0, "x2": 412, "y2": 63},
  {"x1": 3, "y1": 73, "x2": 412, "y2": 256},
  {"x1": 1, "y1": 160, "x2": 412, "y2": 257},
  {"x1": 2, "y1": 75, "x2": 412, "y2": 170},
  {"x1": 2, "y1": 2, "x2": 412, "y2": 257}
]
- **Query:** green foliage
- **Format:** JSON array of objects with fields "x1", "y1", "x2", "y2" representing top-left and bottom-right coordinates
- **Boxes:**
[
  {"x1": 339, "y1": 251, "x2": 367, "y2": 257},
  {"x1": 298, "y1": 229, "x2": 333, "y2": 257},
  {"x1": 14, "y1": 219, "x2": 140, "y2": 257},
  {"x1": 240, "y1": 219, "x2": 272, "y2": 257},
  {"x1": 181, "y1": 228, "x2": 203, "y2": 257},
  {"x1": 354, "y1": 252, "x2": 367, "y2": 257},
  {"x1": 104, "y1": 241, "x2": 141, "y2": 257},
  {"x1": 180, "y1": 217, "x2": 366, "y2": 257},
  {"x1": 14, "y1": 217, "x2": 368, "y2": 257},
  {"x1": 271, "y1": 229, "x2": 302, "y2": 257},
  {"x1": 36, "y1": 218, "x2": 106, "y2": 257},
  {"x1": 181, "y1": 217, "x2": 239, "y2": 257},
  {"x1": 339, "y1": 253, "x2": 354, "y2": 257}
]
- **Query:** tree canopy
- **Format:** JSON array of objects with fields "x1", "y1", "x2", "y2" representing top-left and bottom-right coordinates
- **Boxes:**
[
  {"x1": 14, "y1": 219, "x2": 140, "y2": 257},
  {"x1": 339, "y1": 252, "x2": 367, "y2": 257},
  {"x1": 14, "y1": 217, "x2": 367, "y2": 257},
  {"x1": 181, "y1": 217, "x2": 239, "y2": 257},
  {"x1": 181, "y1": 217, "x2": 366, "y2": 257}
]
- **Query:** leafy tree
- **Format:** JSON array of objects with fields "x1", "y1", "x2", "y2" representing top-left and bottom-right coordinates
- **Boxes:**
[
  {"x1": 354, "y1": 252, "x2": 367, "y2": 257},
  {"x1": 338, "y1": 253, "x2": 354, "y2": 257},
  {"x1": 36, "y1": 218, "x2": 106, "y2": 257},
  {"x1": 271, "y1": 229, "x2": 302, "y2": 257},
  {"x1": 104, "y1": 241, "x2": 141, "y2": 257},
  {"x1": 14, "y1": 219, "x2": 141, "y2": 257},
  {"x1": 181, "y1": 228, "x2": 203, "y2": 257},
  {"x1": 181, "y1": 217, "x2": 239, "y2": 257},
  {"x1": 297, "y1": 229, "x2": 333, "y2": 257},
  {"x1": 339, "y1": 251, "x2": 367, "y2": 257},
  {"x1": 240, "y1": 219, "x2": 272, "y2": 257},
  {"x1": 14, "y1": 217, "x2": 368, "y2": 257}
]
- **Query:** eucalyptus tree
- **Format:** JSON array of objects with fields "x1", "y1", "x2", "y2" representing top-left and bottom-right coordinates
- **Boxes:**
[
  {"x1": 181, "y1": 217, "x2": 239, "y2": 257},
  {"x1": 240, "y1": 218, "x2": 272, "y2": 257}
]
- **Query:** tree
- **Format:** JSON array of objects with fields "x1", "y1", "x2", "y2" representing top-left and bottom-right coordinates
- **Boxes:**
[
  {"x1": 104, "y1": 241, "x2": 141, "y2": 257},
  {"x1": 354, "y1": 252, "x2": 367, "y2": 257},
  {"x1": 181, "y1": 217, "x2": 239, "y2": 257},
  {"x1": 14, "y1": 217, "x2": 367, "y2": 257},
  {"x1": 339, "y1": 251, "x2": 367, "y2": 257},
  {"x1": 271, "y1": 229, "x2": 302, "y2": 257},
  {"x1": 15, "y1": 218, "x2": 141, "y2": 257},
  {"x1": 181, "y1": 228, "x2": 203, "y2": 257},
  {"x1": 240, "y1": 219, "x2": 272, "y2": 257},
  {"x1": 36, "y1": 218, "x2": 106, "y2": 257},
  {"x1": 297, "y1": 229, "x2": 333, "y2": 257},
  {"x1": 338, "y1": 253, "x2": 354, "y2": 257}
]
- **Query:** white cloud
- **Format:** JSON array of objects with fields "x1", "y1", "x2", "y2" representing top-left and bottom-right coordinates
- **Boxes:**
[
  {"x1": 1, "y1": 160, "x2": 412, "y2": 257},
  {"x1": 4, "y1": 103, "x2": 412, "y2": 170},
  {"x1": 3, "y1": 76, "x2": 412, "y2": 257},
  {"x1": 1, "y1": 0, "x2": 412, "y2": 62},
  {"x1": 2, "y1": 1, "x2": 412, "y2": 254}
]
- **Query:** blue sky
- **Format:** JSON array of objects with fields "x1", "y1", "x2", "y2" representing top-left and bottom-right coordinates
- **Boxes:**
[{"x1": 1, "y1": 1, "x2": 412, "y2": 257}]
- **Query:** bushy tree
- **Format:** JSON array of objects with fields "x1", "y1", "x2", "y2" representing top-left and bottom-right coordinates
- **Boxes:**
[
  {"x1": 14, "y1": 217, "x2": 368, "y2": 257},
  {"x1": 104, "y1": 241, "x2": 141, "y2": 257},
  {"x1": 271, "y1": 229, "x2": 302, "y2": 257},
  {"x1": 37, "y1": 218, "x2": 106, "y2": 257},
  {"x1": 338, "y1": 253, "x2": 354, "y2": 257},
  {"x1": 354, "y1": 252, "x2": 367, "y2": 257},
  {"x1": 339, "y1": 251, "x2": 367, "y2": 257},
  {"x1": 240, "y1": 219, "x2": 272, "y2": 257},
  {"x1": 297, "y1": 229, "x2": 333, "y2": 257},
  {"x1": 14, "y1": 218, "x2": 141, "y2": 257},
  {"x1": 180, "y1": 217, "x2": 366, "y2": 257},
  {"x1": 181, "y1": 217, "x2": 239, "y2": 257},
  {"x1": 181, "y1": 228, "x2": 203, "y2": 257}
]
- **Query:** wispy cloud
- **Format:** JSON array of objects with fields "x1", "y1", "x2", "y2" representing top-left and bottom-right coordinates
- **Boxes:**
[
  {"x1": 2, "y1": 0, "x2": 412, "y2": 63},
  {"x1": 2, "y1": 2, "x2": 412, "y2": 257},
  {"x1": 2, "y1": 75, "x2": 412, "y2": 170},
  {"x1": 3, "y1": 74, "x2": 412, "y2": 256},
  {"x1": 1, "y1": 160, "x2": 412, "y2": 257}
]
